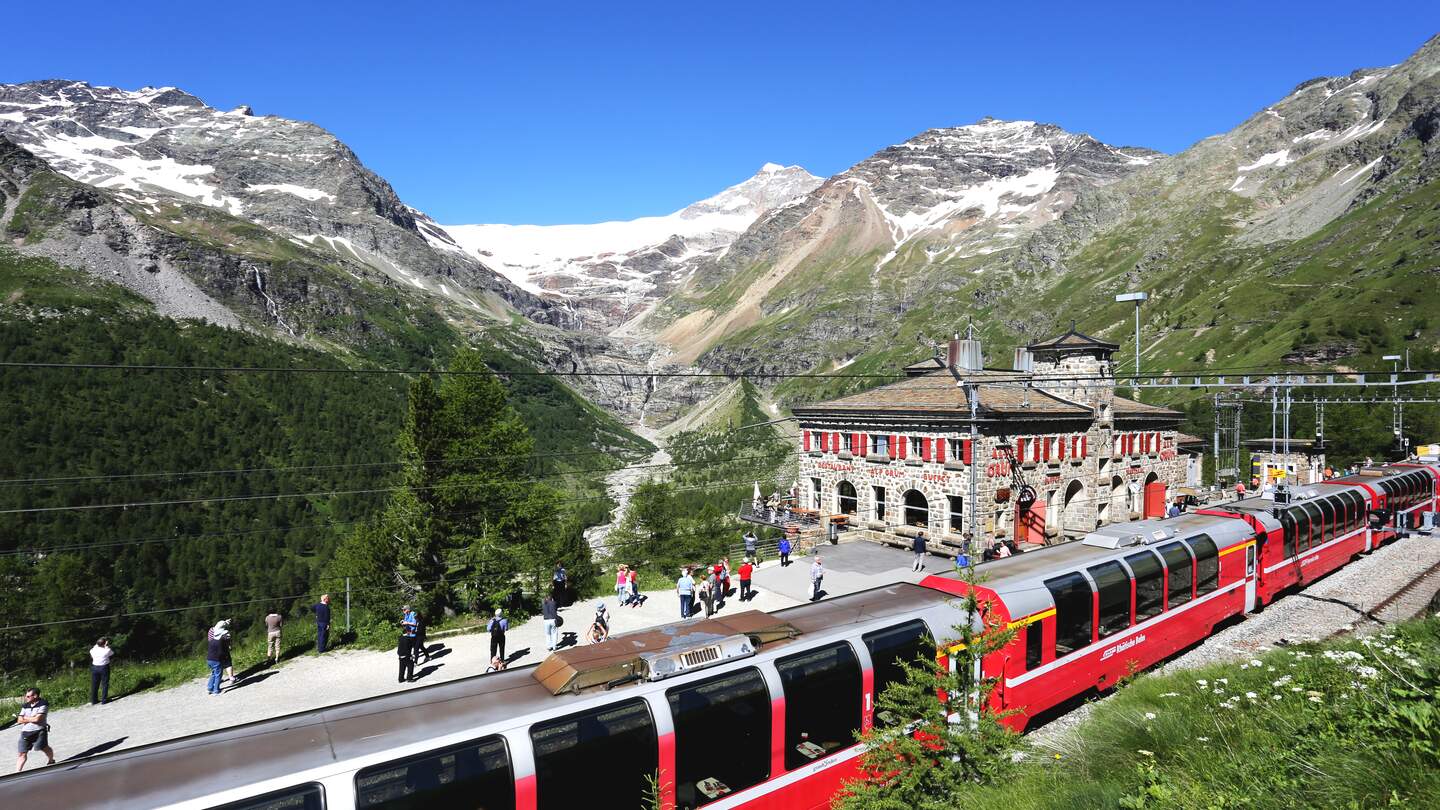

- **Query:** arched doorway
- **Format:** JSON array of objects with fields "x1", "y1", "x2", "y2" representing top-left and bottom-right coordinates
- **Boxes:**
[
  {"x1": 903, "y1": 490, "x2": 929, "y2": 528},
  {"x1": 1143, "y1": 472, "x2": 1166, "y2": 518},
  {"x1": 837, "y1": 481, "x2": 858, "y2": 515},
  {"x1": 1062, "y1": 479, "x2": 1088, "y2": 538}
]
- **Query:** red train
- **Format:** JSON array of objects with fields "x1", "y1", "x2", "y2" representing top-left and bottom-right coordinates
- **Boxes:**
[{"x1": 5, "y1": 464, "x2": 1436, "y2": 810}]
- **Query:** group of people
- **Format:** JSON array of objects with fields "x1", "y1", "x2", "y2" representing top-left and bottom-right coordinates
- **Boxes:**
[
  {"x1": 675, "y1": 555, "x2": 764, "y2": 619},
  {"x1": 614, "y1": 564, "x2": 643, "y2": 607},
  {"x1": 396, "y1": 605, "x2": 431, "y2": 682},
  {"x1": 981, "y1": 539, "x2": 1018, "y2": 562}
]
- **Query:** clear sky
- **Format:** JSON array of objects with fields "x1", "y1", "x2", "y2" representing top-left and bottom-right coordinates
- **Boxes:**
[{"x1": 5, "y1": 2, "x2": 1437, "y2": 224}]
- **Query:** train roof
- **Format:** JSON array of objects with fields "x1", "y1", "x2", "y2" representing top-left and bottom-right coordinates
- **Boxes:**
[{"x1": 0, "y1": 582, "x2": 956, "y2": 809}]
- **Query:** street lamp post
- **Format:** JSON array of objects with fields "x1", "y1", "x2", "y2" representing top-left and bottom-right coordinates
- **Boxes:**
[
  {"x1": 1384, "y1": 354, "x2": 1405, "y2": 458},
  {"x1": 1115, "y1": 292, "x2": 1149, "y2": 398}
]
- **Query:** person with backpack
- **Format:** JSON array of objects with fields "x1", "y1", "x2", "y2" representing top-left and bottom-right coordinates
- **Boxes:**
[
  {"x1": 487, "y1": 609, "x2": 509, "y2": 664},
  {"x1": 204, "y1": 620, "x2": 230, "y2": 696}
]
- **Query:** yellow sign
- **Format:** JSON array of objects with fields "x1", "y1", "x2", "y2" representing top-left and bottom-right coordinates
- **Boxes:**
[{"x1": 1269, "y1": 469, "x2": 1287, "y2": 480}]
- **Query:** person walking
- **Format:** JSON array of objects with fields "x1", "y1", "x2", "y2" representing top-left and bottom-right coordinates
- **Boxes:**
[
  {"x1": 412, "y1": 611, "x2": 428, "y2": 664},
  {"x1": 738, "y1": 559, "x2": 754, "y2": 602},
  {"x1": 89, "y1": 637, "x2": 113, "y2": 705},
  {"x1": 778, "y1": 536, "x2": 792, "y2": 567},
  {"x1": 810, "y1": 557, "x2": 825, "y2": 601},
  {"x1": 542, "y1": 594, "x2": 560, "y2": 651},
  {"x1": 676, "y1": 568, "x2": 695, "y2": 619},
  {"x1": 14, "y1": 688, "x2": 53, "y2": 772},
  {"x1": 911, "y1": 532, "x2": 927, "y2": 572},
  {"x1": 743, "y1": 530, "x2": 757, "y2": 562},
  {"x1": 264, "y1": 610, "x2": 283, "y2": 664},
  {"x1": 205, "y1": 621, "x2": 228, "y2": 696},
  {"x1": 552, "y1": 563, "x2": 568, "y2": 606},
  {"x1": 487, "y1": 609, "x2": 509, "y2": 664},
  {"x1": 314, "y1": 594, "x2": 332, "y2": 653},
  {"x1": 616, "y1": 565, "x2": 630, "y2": 606},
  {"x1": 627, "y1": 566, "x2": 639, "y2": 607},
  {"x1": 397, "y1": 632, "x2": 415, "y2": 683}
]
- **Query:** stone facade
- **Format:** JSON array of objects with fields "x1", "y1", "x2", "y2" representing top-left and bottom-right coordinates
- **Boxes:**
[{"x1": 792, "y1": 328, "x2": 1195, "y2": 554}]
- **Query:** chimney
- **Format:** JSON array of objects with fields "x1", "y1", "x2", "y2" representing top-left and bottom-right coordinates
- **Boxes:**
[
  {"x1": 1013, "y1": 347, "x2": 1034, "y2": 373},
  {"x1": 947, "y1": 332, "x2": 983, "y2": 372}
]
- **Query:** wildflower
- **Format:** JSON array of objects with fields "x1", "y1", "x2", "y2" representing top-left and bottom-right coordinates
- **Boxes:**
[
  {"x1": 1213, "y1": 688, "x2": 1225, "y2": 694},
  {"x1": 1159, "y1": 692, "x2": 1179, "y2": 698},
  {"x1": 1137, "y1": 749, "x2": 1154, "y2": 756},
  {"x1": 1245, "y1": 691, "x2": 1258, "y2": 700},
  {"x1": 1272, "y1": 694, "x2": 1283, "y2": 700},
  {"x1": 1267, "y1": 666, "x2": 1277, "y2": 672},
  {"x1": 1355, "y1": 665, "x2": 1379, "y2": 679},
  {"x1": 1144, "y1": 712, "x2": 1157, "y2": 720},
  {"x1": 1195, "y1": 736, "x2": 1210, "y2": 742},
  {"x1": 1308, "y1": 695, "x2": 1323, "y2": 703},
  {"x1": 1054, "y1": 754, "x2": 1062, "y2": 760},
  {"x1": 1217, "y1": 677, "x2": 1229, "y2": 685},
  {"x1": 1249, "y1": 659, "x2": 1263, "y2": 667},
  {"x1": 1196, "y1": 679, "x2": 1208, "y2": 688},
  {"x1": 1290, "y1": 686, "x2": 1302, "y2": 692}
]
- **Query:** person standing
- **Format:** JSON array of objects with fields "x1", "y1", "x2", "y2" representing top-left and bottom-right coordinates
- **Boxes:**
[
  {"x1": 778, "y1": 536, "x2": 792, "y2": 567},
  {"x1": 487, "y1": 609, "x2": 509, "y2": 664},
  {"x1": 676, "y1": 568, "x2": 695, "y2": 619},
  {"x1": 412, "y1": 611, "x2": 428, "y2": 664},
  {"x1": 14, "y1": 688, "x2": 53, "y2": 772},
  {"x1": 810, "y1": 557, "x2": 825, "y2": 601},
  {"x1": 314, "y1": 594, "x2": 332, "y2": 653},
  {"x1": 205, "y1": 622, "x2": 227, "y2": 696},
  {"x1": 616, "y1": 565, "x2": 630, "y2": 606},
  {"x1": 89, "y1": 637, "x2": 113, "y2": 705},
  {"x1": 627, "y1": 566, "x2": 639, "y2": 607},
  {"x1": 401, "y1": 605, "x2": 418, "y2": 641},
  {"x1": 211, "y1": 619, "x2": 237, "y2": 685},
  {"x1": 552, "y1": 564, "x2": 568, "y2": 606},
  {"x1": 911, "y1": 532, "x2": 927, "y2": 572},
  {"x1": 743, "y1": 530, "x2": 757, "y2": 562},
  {"x1": 997, "y1": 541, "x2": 1013, "y2": 559},
  {"x1": 264, "y1": 610, "x2": 283, "y2": 665},
  {"x1": 397, "y1": 632, "x2": 415, "y2": 683},
  {"x1": 542, "y1": 594, "x2": 559, "y2": 651},
  {"x1": 699, "y1": 576, "x2": 715, "y2": 618},
  {"x1": 738, "y1": 559, "x2": 754, "y2": 602},
  {"x1": 718, "y1": 558, "x2": 731, "y2": 606}
]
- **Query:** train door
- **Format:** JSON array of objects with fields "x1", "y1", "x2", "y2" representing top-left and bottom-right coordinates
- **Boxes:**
[{"x1": 1243, "y1": 543, "x2": 1257, "y2": 612}]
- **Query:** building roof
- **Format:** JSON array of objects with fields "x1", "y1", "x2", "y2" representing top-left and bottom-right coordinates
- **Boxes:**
[
  {"x1": 1027, "y1": 325, "x2": 1120, "y2": 353},
  {"x1": 903, "y1": 356, "x2": 946, "y2": 376},
  {"x1": 1176, "y1": 432, "x2": 1206, "y2": 446},
  {"x1": 793, "y1": 369, "x2": 1094, "y2": 419},
  {"x1": 1112, "y1": 395, "x2": 1184, "y2": 418},
  {"x1": 1243, "y1": 438, "x2": 1322, "y2": 452}
]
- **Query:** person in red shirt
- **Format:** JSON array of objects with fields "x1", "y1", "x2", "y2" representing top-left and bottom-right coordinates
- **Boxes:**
[{"x1": 738, "y1": 560, "x2": 754, "y2": 602}]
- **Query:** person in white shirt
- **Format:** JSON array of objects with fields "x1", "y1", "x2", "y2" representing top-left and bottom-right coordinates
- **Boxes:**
[
  {"x1": 810, "y1": 557, "x2": 825, "y2": 601},
  {"x1": 89, "y1": 638, "x2": 113, "y2": 705}
]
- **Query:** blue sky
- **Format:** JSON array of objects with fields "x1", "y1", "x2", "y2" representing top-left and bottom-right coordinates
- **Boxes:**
[{"x1": 5, "y1": 2, "x2": 1437, "y2": 224}]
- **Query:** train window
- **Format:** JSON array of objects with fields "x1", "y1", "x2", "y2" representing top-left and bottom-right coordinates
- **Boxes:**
[
  {"x1": 667, "y1": 667, "x2": 770, "y2": 807},
  {"x1": 1088, "y1": 561, "x2": 1132, "y2": 640},
  {"x1": 356, "y1": 736, "x2": 512, "y2": 809},
  {"x1": 210, "y1": 784, "x2": 324, "y2": 810},
  {"x1": 863, "y1": 620, "x2": 932, "y2": 723},
  {"x1": 1301, "y1": 501, "x2": 1322, "y2": 547},
  {"x1": 1187, "y1": 535, "x2": 1220, "y2": 596},
  {"x1": 531, "y1": 699, "x2": 657, "y2": 810},
  {"x1": 1279, "y1": 510, "x2": 1298, "y2": 559},
  {"x1": 1125, "y1": 550, "x2": 1165, "y2": 622},
  {"x1": 1025, "y1": 622, "x2": 1044, "y2": 670},
  {"x1": 1043, "y1": 572, "x2": 1093, "y2": 658},
  {"x1": 777, "y1": 642, "x2": 862, "y2": 770},
  {"x1": 1321, "y1": 498, "x2": 1339, "y2": 542},
  {"x1": 1159, "y1": 542, "x2": 1193, "y2": 608}
]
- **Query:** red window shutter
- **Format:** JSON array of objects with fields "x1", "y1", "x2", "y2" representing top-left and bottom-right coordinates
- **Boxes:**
[
  {"x1": 921, "y1": 437, "x2": 932, "y2": 461},
  {"x1": 1016, "y1": 437, "x2": 1026, "y2": 461},
  {"x1": 1081, "y1": 435, "x2": 1088, "y2": 458},
  {"x1": 854, "y1": 432, "x2": 864, "y2": 454},
  {"x1": 888, "y1": 435, "x2": 897, "y2": 460},
  {"x1": 897, "y1": 435, "x2": 907, "y2": 460},
  {"x1": 937, "y1": 438, "x2": 947, "y2": 464},
  {"x1": 804, "y1": 431, "x2": 812, "y2": 452},
  {"x1": 1058, "y1": 435, "x2": 1066, "y2": 460},
  {"x1": 1035, "y1": 437, "x2": 1042, "y2": 463},
  {"x1": 1043, "y1": 437, "x2": 1051, "y2": 462},
  {"x1": 1154, "y1": 431, "x2": 1162, "y2": 452},
  {"x1": 963, "y1": 439, "x2": 973, "y2": 465},
  {"x1": 831, "y1": 432, "x2": 841, "y2": 453}
]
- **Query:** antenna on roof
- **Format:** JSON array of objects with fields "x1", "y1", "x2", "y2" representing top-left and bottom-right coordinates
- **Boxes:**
[{"x1": 965, "y1": 322, "x2": 978, "y2": 341}]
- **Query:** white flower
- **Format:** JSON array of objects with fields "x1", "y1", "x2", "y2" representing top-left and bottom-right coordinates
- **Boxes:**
[
  {"x1": 1290, "y1": 686, "x2": 1303, "y2": 692},
  {"x1": 1137, "y1": 749, "x2": 1154, "y2": 756},
  {"x1": 1196, "y1": 679, "x2": 1208, "y2": 688},
  {"x1": 1272, "y1": 694, "x2": 1283, "y2": 700},
  {"x1": 1267, "y1": 666, "x2": 1277, "y2": 672},
  {"x1": 1144, "y1": 712, "x2": 1157, "y2": 720},
  {"x1": 1217, "y1": 677, "x2": 1229, "y2": 685},
  {"x1": 1159, "y1": 692, "x2": 1180, "y2": 698},
  {"x1": 1245, "y1": 691, "x2": 1259, "y2": 700},
  {"x1": 1249, "y1": 659, "x2": 1263, "y2": 667},
  {"x1": 1240, "y1": 663, "x2": 1249, "y2": 670},
  {"x1": 1355, "y1": 665, "x2": 1379, "y2": 679},
  {"x1": 1195, "y1": 736, "x2": 1210, "y2": 742},
  {"x1": 1308, "y1": 695, "x2": 1323, "y2": 703},
  {"x1": 1213, "y1": 688, "x2": 1225, "y2": 694}
]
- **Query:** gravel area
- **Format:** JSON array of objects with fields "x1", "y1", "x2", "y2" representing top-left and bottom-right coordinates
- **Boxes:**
[{"x1": 1029, "y1": 535, "x2": 1440, "y2": 751}]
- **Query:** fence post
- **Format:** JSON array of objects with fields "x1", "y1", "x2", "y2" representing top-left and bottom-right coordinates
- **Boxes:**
[{"x1": 345, "y1": 577, "x2": 351, "y2": 633}]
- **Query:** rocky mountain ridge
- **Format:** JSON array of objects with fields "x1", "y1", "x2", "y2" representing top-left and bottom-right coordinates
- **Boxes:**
[{"x1": 445, "y1": 163, "x2": 822, "y2": 332}]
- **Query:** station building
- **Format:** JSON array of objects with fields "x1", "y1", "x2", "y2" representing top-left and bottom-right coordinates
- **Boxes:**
[{"x1": 792, "y1": 328, "x2": 1198, "y2": 553}]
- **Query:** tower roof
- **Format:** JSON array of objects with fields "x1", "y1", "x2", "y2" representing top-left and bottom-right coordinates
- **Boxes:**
[{"x1": 1027, "y1": 323, "x2": 1119, "y2": 353}]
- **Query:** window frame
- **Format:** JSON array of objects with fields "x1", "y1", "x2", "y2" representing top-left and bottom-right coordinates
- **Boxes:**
[
  {"x1": 1043, "y1": 571, "x2": 1094, "y2": 658},
  {"x1": 1186, "y1": 534, "x2": 1220, "y2": 596},
  {"x1": 530, "y1": 698, "x2": 658, "y2": 810},
  {"x1": 948, "y1": 495, "x2": 964, "y2": 534},
  {"x1": 775, "y1": 641, "x2": 863, "y2": 771},
  {"x1": 1124, "y1": 549, "x2": 1165, "y2": 623},
  {"x1": 862, "y1": 620, "x2": 933, "y2": 726},
  {"x1": 209, "y1": 784, "x2": 325, "y2": 810},
  {"x1": 1024, "y1": 621, "x2": 1044, "y2": 671},
  {"x1": 1158, "y1": 541, "x2": 1194, "y2": 608},
  {"x1": 873, "y1": 485, "x2": 886, "y2": 522},
  {"x1": 354, "y1": 735, "x2": 513, "y2": 810},
  {"x1": 1088, "y1": 560, "x2": 1133, "y2": 641},
  {"x1": 870, "y1": 434, "x2": 889, "y2": 456},
  {"x1": 666, "y1": 666, "x2": 772, "y2": 808}
]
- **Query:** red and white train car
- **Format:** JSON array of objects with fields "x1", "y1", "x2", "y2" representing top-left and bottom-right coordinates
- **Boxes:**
[{"x1": 5, "y1": 464, "x2": 1436, "y2": 810}]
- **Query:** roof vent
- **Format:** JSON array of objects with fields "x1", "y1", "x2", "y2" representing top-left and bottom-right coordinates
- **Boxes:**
[
  {"x1": 641, "y1": 634, "x2": 755, "y2": 681},
  {"x1": 1083, "y1": 526, "x2": 1173, "y2": 549}
]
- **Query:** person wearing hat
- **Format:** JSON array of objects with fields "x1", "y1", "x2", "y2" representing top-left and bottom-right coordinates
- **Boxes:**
[
  {"x1": 204, "y1": 620, "x2": 231, "y2": 696},
  {"x1": 487, "y1": 609, "x2": 509, "y2": 664}
]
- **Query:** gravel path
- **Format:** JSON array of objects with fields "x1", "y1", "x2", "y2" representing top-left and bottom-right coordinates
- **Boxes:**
[{"x1": 1029, "y1": 535, "x2": 1440, "y2": 751}]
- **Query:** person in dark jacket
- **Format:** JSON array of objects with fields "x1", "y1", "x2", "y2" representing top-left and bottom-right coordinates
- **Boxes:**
[
  {"x1": 204, "y1": 620, "x2": 230, "y2": 695},
  {"x1": 487, "y1": 609, "x2": 509, "y2": 663},
  {"x1": 314, "y1": 594, "x2": 332, "y2": 653},
  {"x1": 412, "y1": 611, "x2": 428, "y2": 664},
  {"x1": 911, "y1": 532, "x2": 928, "y2": 572},
  {"x1": 397, "y1": 633, "x2": 415, "y2": 682}
]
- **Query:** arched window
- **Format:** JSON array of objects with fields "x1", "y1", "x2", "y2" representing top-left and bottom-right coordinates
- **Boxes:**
[
  {"x1": 903, "y1": 490, "x2": 928, "y2": 527},
  {"x1": 837, "y1": 481, "x2": 857, "y2": 515}
]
